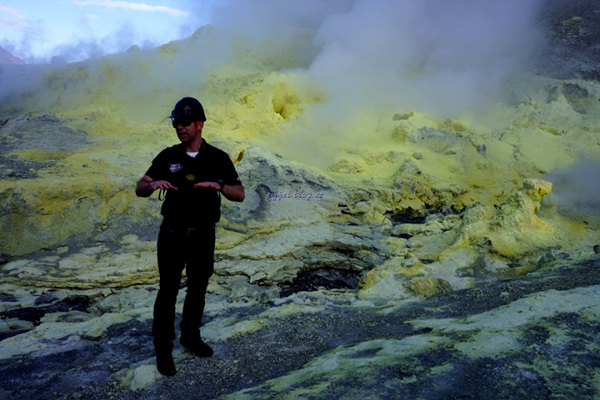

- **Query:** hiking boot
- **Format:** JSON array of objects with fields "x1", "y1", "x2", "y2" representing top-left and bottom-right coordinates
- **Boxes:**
[
  {"x1": 154, "y1": 341, "x2": 176, "y2": 376},
  {"x1": 180, "y1": 336, "x2": 214, "y2": 357}
]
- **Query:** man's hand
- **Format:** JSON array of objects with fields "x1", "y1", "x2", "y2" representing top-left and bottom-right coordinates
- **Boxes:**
[
  {"x1": 136, "y1": 175, "x2": 177, "y2": 197},
  {"x1": 151, "y1": 180, "x2": 178, "y2": 191},
  {"x1": 193, "y1": 181, "x2": 220, "y2": 191}
]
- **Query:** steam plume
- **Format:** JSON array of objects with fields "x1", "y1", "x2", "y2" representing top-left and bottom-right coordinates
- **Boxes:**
[{"x1": 203, "y1": 0, "x2": 546, "y2": 163}]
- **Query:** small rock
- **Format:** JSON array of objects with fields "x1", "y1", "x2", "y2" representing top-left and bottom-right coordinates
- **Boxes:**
[
  {"x1": 34, "y1": 293, "x2": 58, "y2": 306},
  {"x1": 128, "y1": 364, "x2": 160, "y2": 390},
  {"x1": 408, "y1": 277, "x2": 452, "y2": 297},
  {"x1": 522, "y1": 178, "x2": 552, "y2": 201}
]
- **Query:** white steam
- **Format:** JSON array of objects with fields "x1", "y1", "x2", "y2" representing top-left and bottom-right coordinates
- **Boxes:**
[
  {"x1": 312, "y1": 0, "x2": 544, "y2": 115},
  {"x1": 204, "y1": 0, "x2": 546, "y2": 164},
  {"x1": 207, "y1": 0, "x2": 545, "y2": 116},
  {"x1": 545, "y1": 161, "x2": 600, "y2": 222},
  {"x1": 1, "y1": 0, "x2": 546, "y2": 117}
]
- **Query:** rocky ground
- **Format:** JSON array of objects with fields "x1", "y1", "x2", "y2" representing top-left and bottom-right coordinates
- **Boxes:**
[{"x1": 0, "y1": 253, "x2": 598, "y2": 399}]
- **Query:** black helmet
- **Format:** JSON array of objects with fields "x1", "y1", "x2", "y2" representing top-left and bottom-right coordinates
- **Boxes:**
[{"x1": 169, "y1": 97, "x2": 206, "y2": 121}]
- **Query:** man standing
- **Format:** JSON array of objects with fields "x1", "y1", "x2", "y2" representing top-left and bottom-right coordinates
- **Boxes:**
[{"x1": 136, "y1": 97, "x2": 245, "y2": 376}]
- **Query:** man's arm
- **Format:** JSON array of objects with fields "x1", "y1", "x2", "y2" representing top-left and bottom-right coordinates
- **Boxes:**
[
  {"x1": 194, "y1": 181, "x2": 245, "y2": 202},
  {"x1": 136, "y1": 175, "x2": 178, "y2": 197},
  {"x1": 222, "y1": 183, "x2": 245, "y2": 202}
]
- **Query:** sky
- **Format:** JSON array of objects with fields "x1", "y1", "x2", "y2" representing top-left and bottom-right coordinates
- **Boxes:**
[{"x1": 0, "y1": 0, "x2": 210, "y2": 63}]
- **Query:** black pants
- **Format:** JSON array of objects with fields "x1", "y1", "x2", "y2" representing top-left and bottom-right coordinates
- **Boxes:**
[{"x1": 152, "y1": 221, "x2": 215, "y2": 342}]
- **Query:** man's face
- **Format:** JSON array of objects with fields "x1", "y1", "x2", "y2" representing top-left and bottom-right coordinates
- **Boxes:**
[{"x1": 172, "y1": 119, "x2": 203, "y2": 143}]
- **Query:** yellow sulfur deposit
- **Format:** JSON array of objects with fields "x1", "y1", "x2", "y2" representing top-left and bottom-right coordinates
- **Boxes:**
[{"x1": 0, "y1": 9, "x2": 598, "y2": 300}]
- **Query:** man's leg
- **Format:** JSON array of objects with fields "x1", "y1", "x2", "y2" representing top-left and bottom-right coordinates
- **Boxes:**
[
  {"x1": 180, "y1": 225, "x2": 215, "y2": 357},
  {"x1": 153, "y1": 225, "x2": 186, "y2": 375}
]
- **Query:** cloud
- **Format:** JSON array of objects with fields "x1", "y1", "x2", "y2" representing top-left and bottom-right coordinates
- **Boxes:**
[
  {"x1": 77, "y1": 13, "x2": 99, "y2": 25},
  {"x1": 72, "y1": 0, "x2": 190, "y2": 17},
  {"x1": 0, "y1": 4, "x2": 24, "y2": 18},
  {"x1": 0, "y1": 4, "x2": 33, "y2": 32},
  {"x1": 0, "y1": 1, "x2": 196, "y2": 63}
]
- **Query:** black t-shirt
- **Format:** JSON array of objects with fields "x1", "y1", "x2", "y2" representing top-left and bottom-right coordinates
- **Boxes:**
[{"x1": 145, "y1": 139, "x2": 241, "y2": 226}]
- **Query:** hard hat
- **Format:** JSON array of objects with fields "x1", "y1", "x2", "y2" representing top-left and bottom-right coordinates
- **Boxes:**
[{"x1": 169, "y1": 97, "x2": 206, "y2": 121}]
